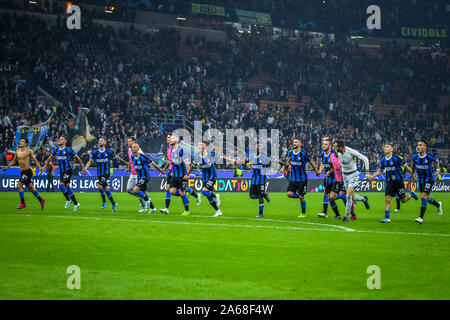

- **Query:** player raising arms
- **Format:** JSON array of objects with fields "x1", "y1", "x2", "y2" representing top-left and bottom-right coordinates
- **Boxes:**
[
  {"x1": 193, "y1": 141, "x2": 222, "y2": 217},
  {"x1": 83, "y1": 137, "x2": 129, "y2": 212},
  {"x1": 41, "y1": 136, "x2": 85, "y2": 212},
  {"x1": 2, "y1": 138, "x2": 45, "y2": 209},
  {"x1": 368, "y1": 143, "x2": 418, "y2": 223},
  {"x1": 130, "y1": 143, "x2": 165, "y2": 214},
  {"x1": 280, "y1": 138, "x2": 320, "y2": 218},
  {"x1": 333, "y1": 140, "x2": 370, "y2": 221},
  {"x1": 160, "y1": 135, "x2": 193, "y2": 216},
  {"x1": 410, "y1": 140, "x2": 443, "y2": 224}
]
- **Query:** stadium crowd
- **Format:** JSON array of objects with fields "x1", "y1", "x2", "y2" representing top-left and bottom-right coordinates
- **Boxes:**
[{"x1": 0, "y1": 10, "x2": 448, "y2": 172}]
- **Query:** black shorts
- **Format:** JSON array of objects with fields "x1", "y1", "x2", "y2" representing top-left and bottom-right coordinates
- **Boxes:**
[
  {"x1": 19, "y1": 169, "x2": 33, "y2": 186},
  {"x1": 60, "y1": 169, "x2": 73, "y2": 185},
  {"x1": 136, "y1": 178, "x2": 149, "y2": 192},
  {"x1": 418, "y1": 180, "x2": 434, "y2": 195},
  {"x1": 287, "y1": 181, "x2": 307, "y2": 196},
  {"x1": 323, "y1": 180, "x2": 333, "y2": 194},
  {"x1": 385, "y1": 180, "x2": 406, "y2": 198},
  {"x1": 250, "y1": 184, "x2": 266, "y2": 198},
  {"x1": 170, "y1": 177, "x2": 187, "y2": 191},
  {"x1": 203, "y1": 179, "x2": 216, "y2": 191},
  {"x1": 331, "y1": 182, "x2": 345, "y2": 194},
  {"x1": 97, "y1": 174, "x2": 110, "y2": 188}
]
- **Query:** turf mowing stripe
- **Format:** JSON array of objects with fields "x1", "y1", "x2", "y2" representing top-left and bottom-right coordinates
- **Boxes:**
[
  {"x1": 2, "y1": 213, "x2": 450, "y2": 237},
  {"x1": 3, "y1": 213, "x2": 342, "y2": 233}
]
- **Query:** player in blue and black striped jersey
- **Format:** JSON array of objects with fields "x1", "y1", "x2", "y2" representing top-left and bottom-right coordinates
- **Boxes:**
[
  {"x1": 279, "y1": 138, "x2": 320, "y2": 218},
  {"x1": 410, "y1": 140, "x2": 443, "y2": 224},
  {"x1": 247, "y1": 144, "x2": 271, "y2": 218},
  {"x1": 42, "y1": 136, "x2": 85, "y2": 212},
  {"x1": 130, "y1": 142, "x2": 165, "y2": 214},
  {"x1": 317, "y1": 137, "x2": 346, "y2": 219},
  {"x1": 160, "y1": 135, "x2": 194, "y2": 216},
  {"x1": 193, "y1": 141, "x2": 222, "y2": 217},
  {"x1": 83, "y1": 137, "x2": 129, "y2": 212},
  {"x1": 369, "y1": 143, "x2": 418, "y2": 223}
]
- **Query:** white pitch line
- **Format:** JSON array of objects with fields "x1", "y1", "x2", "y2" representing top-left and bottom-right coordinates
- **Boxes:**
[
  {"x1": 188, "y1": 214, "x2": 355, "y2": 232},
  {"x1": 2, "y1": 213, "x2": 450, "y2": 237},
  {"x1": 3, "y1": 214, "x2": 342, "y2": 233},
  {"x1": 82, "y1": 212, "x2": 355, "y2": 232}
]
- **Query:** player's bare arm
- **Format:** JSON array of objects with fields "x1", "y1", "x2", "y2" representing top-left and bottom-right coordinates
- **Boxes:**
[
  {"x1": 115, "y1": 156, "x2": 129, "y2": 167},
  {"x1": 1, "y1": 154, "x2": 17, "y2": 172},
  {"x1": 29, "y1": 150, "x2": 43, "y2": 171},
  {"x1": 183, "y1": 159, "x2": 192, "y2": 180},
  {"x1": 75, "y1": 154, "x2": 85, "y2": 171},
  {"x1": 310, "y1": 160, "x2": 320, "y2": 176},
  {"x1": 279, "y1": 157, "x2": 290, "y2": 174},
  {"x1": 151, "y1": 161, "x2": 165, "y2": 174}
]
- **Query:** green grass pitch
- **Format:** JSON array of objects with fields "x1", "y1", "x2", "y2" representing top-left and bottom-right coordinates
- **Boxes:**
[{"x1": 0, "y1": 191, "x2": 448, "y2": 300}]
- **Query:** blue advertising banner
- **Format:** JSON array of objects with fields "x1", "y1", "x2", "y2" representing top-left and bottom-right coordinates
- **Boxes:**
[{"x1": 0, "y1": 175, "x2": 124, "y2": 192}]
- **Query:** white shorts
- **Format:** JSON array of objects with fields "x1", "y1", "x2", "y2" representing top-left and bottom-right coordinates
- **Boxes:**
[
  {"x1": 127, "y1": 174, "x2": 138, "y2": 190},
  {"x1": 343, "y1": 171, "x2": 359, "y2": 190}
]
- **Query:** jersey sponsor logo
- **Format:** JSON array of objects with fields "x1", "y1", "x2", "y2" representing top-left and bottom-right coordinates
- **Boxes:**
[
  {"x1": 291, "y1": 161, "x2": 303, "y2": 165},
  {"x1": 57, "y1": 156, "x2": 68, "y2": 160},
  {"x1": 96, "y1": 159, "x2": 109, "y2": 163},
  {"x1": 416, "y1": 165, "x2": 430, "y2": 170}
]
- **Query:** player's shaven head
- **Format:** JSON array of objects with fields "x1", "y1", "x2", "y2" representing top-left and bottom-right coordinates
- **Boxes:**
[
  {"x1": 131, "y1": 143, "x2": 140, "y2": 153},
  {"x1": 170, "y1": 135, "x2": 179, "y2": 146}
]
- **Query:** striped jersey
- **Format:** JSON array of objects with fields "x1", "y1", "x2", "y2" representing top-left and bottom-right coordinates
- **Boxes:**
[
  {"x1": 194, "y1": 151, "x2": 217, "y2": 183},
  {"x1": 52, "y1": 147, "x2": 76, "y2": 172},
  {"x1": 249, "y1": 153, "x2": 271, "y2": 185},
  {"x1": 320, "y1": 149, "x2": 336, "y2": 184},
  {"x1": 411, "y1": 153, "x2": 437, "y2": 183},
  {"x1": 131, "y1": 153, "x2": 152, "y2": 181},
  {"x1": 170, "y1": 147, "x2": 188, "y2": 178},
  {"x1": 288, "y1": 149, "x2": 311, "y2": 182},
  {"x1": 90, "y1": 148, "x2": 116, "y2": 176},
  {"x1": 378, "y1": 155, "x2": 405, "y2": 182}
]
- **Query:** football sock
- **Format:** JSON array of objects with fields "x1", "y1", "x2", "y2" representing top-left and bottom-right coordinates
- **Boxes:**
[
  {"x1": 428, "y1": 197, "x2": 440, "y2": 207},
  {"x1": 59, "y1": 185, "x2": 71, "y2": 201},
  {"x1": 300, "y1": 200, "x2": 306, "y2": 213},
  {"x1": 67, "y1": 188, "x2": 78, "y2": 205},
  {"x1": 32, "y1": 190, "x2": 42, "y2": 201},
  {"x1": 385, "y1": 210, "x2": 390, "y2": 218},
  {"x1": 396, "y1": 197, "x2": 401, "y2": 209},
  {"x1": 19, "y1": 191, "x2": 25, "y2": 204},
  {"x1": 99, "y1": 188, "x2": 106, "y2": 202},
  {"x1": 181, "y1": 194, "x2": 189, "y2": 211},
  {"x1": 330, "y1": 201, "x2": 340, "y2": 216},
  {"x1": 106, "y1": 190, "x2": 115, "y2": 205},
  {"x1": 420, "y1": 198, "x2": 428, "y2": 218}
]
